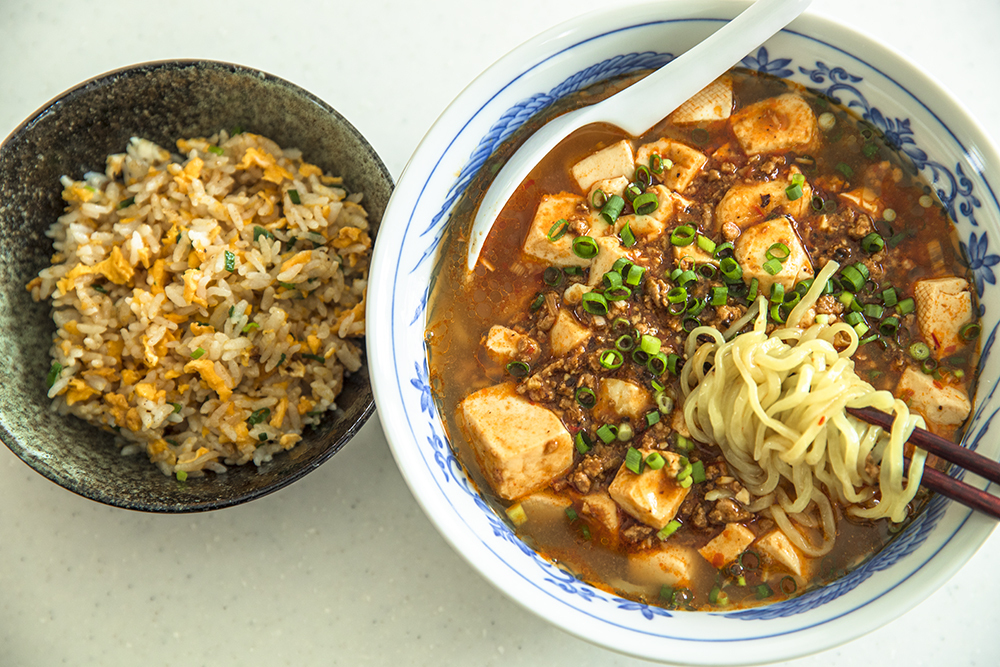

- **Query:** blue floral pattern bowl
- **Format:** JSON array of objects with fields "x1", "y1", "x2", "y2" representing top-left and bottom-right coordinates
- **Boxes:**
[{"x1": 368, "y1": 2, "x2": 1000, "y2": 662}]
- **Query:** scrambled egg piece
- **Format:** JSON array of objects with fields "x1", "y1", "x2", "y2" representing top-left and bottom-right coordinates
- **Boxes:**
[
  {"x1": 56, "y1": 246, "x2": 135, "y2": 294},
  {"x1": 65, "y1": 378, "x2": 101, "y2": 406},
  {"x1": 182, "y1": 269, "x2": 208, "y2": 307},
  {"x1": 183, "y1": 358, "x2": 232, "y2": 400},
  {"x1": 237, "y1": 147, "x2": 293, "y2": 184},
  {"x1": 280, "y1": 250, "x2": 312, "y2": 274}
]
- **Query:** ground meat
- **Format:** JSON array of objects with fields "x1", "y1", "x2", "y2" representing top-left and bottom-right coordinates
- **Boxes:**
[
  {"x1": 644, "y1": 276, "x2": 672, "y2": 310},
  {"x1": 709, "y1": 498, "x2": 752, "y2": 524},
  {"x1": 621, "y1": 522, "x2": 655, "y2": 546},
  {"x1": 689, "y1": 503, "x2": 709, "y2": 530},
  {"x1": 815, "y1": 294, "x2": 844, "y2": 316},
  {"x1": 567, "y1": 442, "x2": 622, "y2": 494}
]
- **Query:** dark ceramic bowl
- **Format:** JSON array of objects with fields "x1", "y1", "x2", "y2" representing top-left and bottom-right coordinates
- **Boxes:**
[{"x1": 0, "y1": 60, "x2": 391, "y2": 512}]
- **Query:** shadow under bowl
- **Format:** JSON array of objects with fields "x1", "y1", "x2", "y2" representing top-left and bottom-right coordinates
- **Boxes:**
[{"x1": 0, "y1": 60, "x2": 392, "y2": 512}]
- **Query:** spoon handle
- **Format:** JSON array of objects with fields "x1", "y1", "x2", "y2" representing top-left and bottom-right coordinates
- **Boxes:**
[{"x1": 466, "y1": 0, "x2": 812, "y2": 271}]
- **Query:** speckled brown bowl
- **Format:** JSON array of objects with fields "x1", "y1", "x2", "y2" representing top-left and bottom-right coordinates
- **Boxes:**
[{"x1": 0, "y1": 60, "x2": 391, "y2": 512}]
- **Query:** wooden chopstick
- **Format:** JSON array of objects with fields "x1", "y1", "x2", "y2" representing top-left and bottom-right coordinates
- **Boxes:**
[{"x1": 847, "y1": 406, "x2": 1000, "y2": 520}]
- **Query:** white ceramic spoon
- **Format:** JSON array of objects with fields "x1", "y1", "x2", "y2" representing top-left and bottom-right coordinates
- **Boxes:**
[{"x1": 466, "y1": 0, "x2": 813, "y2": 270}]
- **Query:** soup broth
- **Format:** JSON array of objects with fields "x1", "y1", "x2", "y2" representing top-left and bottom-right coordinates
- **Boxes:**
[{"x1": 426, "y1": 69, "x2": 979, "y2": 610}]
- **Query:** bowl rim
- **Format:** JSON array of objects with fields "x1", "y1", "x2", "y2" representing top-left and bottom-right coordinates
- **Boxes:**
[
  {"x1": 370, "y1": 1, "x2": 1000, "y2": 662},
  {"x1": 0, "y1": 58, "x2": 384, "y2": 513}
]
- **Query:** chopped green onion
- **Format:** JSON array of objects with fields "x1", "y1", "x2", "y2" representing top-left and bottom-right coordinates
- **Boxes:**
[
  {"x1": 253, "y1": 225, "x2": 275, "y2": 242},
  {"x1": 598, "y1": 424, "x2": 620, "y2": 445},
  {"x1": 288, "y1": 189, "x2": 301, "y2": 205},
  {"x1": 896, "y1": 297, "x2": 915, "y2": 315},
  {"x1": 666, "y1": 353, "x2": 682, "y2": 376},
  {"x1": 546, "y1": 219, "x2": 569, "y2": 242},
  {"x1": 118, "y1": 196, "x2": 135, "y2": 209},
  {"x1": 909, "y1": 342, "x2": 931, "y2": 361},
  {"x1": 844, "y1": 311, "x2": 866, "y2": 327},
  {"x1": 961, "y1": 322, "x2": 982, "y2": 341},
  {"x1": 640, "y1": 335, "x2": 662, "y2": 356},
  {"x1": 785, "y1": 183, "x2": 803, "y2": 201},
  {"x1": 762, "y1": 258, "x2": 783, "y2": 276},
  {"x1": 697, "y1": 263, "x2": 718, "y2": 280},
  {"x1": 879, "y1": 317, "x2": 900, "y2": 337},
  {"x1": 247, "y1": 407, "x2": 271, "y2": 427},
  {"x1": 605, "y1": 285, "x2": 632, "y2": 301},
  {"x1": 770, "y1": 282, "x2": 786, "y2": 305},
  {"x1": 242, "y1": 322, "x2": 260, "y2": 333},
  {"x1": 647, "y1": 352, "x2": 669, "y2": 376},
  {"x1": 93, "y1": 284, "x2": 108, "y2": 294},
  {"x1": 755, "y1": 584, "x2": 773, "y2": 600},
  {"x1": 612, "y1": 257, "x2": 632, "y2": 274},
  {"x1": 646, "y1": 411, "x2": 660, "y2": 427},
  {"x1": 836, "y1": 162, "x2": 854, "y2": 179},
  {"x1": 645, "y1": 452, "x2": 665, "y2": 470},
  {"x1": 171, "y1": 402, "x2": 183, "y2": 414},
  {"x1": 615, "y1": 334, "x2": 636, "y2": 352},
  {"x1": 634, "y1": 164, "x2": 652, "y2": 189},
  {"x1": 675, "y1": 270, "x2": 698, "y2": 287},
  {"x1": 190, "y1": 347, "x2": 206, "y2": 359},
  {"x1": 617, "y1": 423, "x2": 634, "y2": 442},
  {"x1": 719, "y1": 257, "x2": 743, "y2": 282},
  {"x1": 670, "y1": 225, "x2": 696, "y2": 246},
  {"x1": 563, "y1": 266, "x2": 582, "y2": 276},
  {"x1": 625, "y1": 264, "x2": 645, "y2": 286},
  {"x1": 863, "y1": 303, "x2": 884, "y2": 319},
  {"x1": 224, "y1": 249, "x2": 236, "y2": 271},
  {"x1": 565, "y1": 507, "x2": 579, "y2": 522},
  {"x1": 697, "y1": 235, "x2": 717, "y2": 255},
  {"x1": 506, "y1": 361, "x2": 531, "y2": 377},
  {"x1": 599, "y1": 349, "x2": 624, "y2": 369},
  {"x1": 766, "y1": 243, "x2": 790, "y2": 262},
  {"x1": 176, "y1": 471, "x2": 188, "y2": 482},
  {"x1": 302, "y1": 353, "x2": 326, "y2": 363},
  {"x1": 675, "y1": 434, "x2": 694, "y2": 452},
  {"x1": 575, "y1": 386, "x2": 597, "y2": 408},
  {"x1": 575, "y1": 431, "x2": 593, "y2": 454},
  {"x1": 543, "y1": 266, "x2": 564, "y2": 287},
  {"x1": 529, "y1": 293, "x2": 545, "y2": 312},
  {"x1": 624, "y1": 183, "x2": 642, "y2": 203},
  {"x1": 582, "y1": 292, "x2": 609, "y2": 315},
  {"x1": 657, "y1": 520, "x2": 682, "y2": 540},
  {"x1": 690, "y1": 460, "x2": 706, "y2": 484},
  {"x1": 46, "y1": 362, "x2": 63, "y2": 388},
  {"x1": 656, "y1": 390, "x2": 674, "y2": 413},
  {"x1": 861, "y1": 232, "x2": 885, "y2": 253},
  {"x1": 620, "y1": 222, "x2": 637, "y2": 247},
  {"x1": 779, "y1": 576, "x2": 798, "y2": 595},
  {"x1": 710, "y1": 285, "x2": 729, "y2": 306},
  {"x1": 791, "y1": 173, "x2": 806, "y2": 186},
  {"x1": 882, "y1": 287, "x2": 898, "y2": 307},
  {"x1": 840, "y1": 264, "x2": 865, "y2": 292},
  {"x1": 633, "y1": 192, "x2": 658, "y2": 216},
  {"x1": 747, "y1": 278, "x2": 759, "y2": 302},
  {"x1": 650, "y1": 153, "x2": 664, "y2": 174},
  {"x1": 713, "y1": 242, "x2": 735, "y2": 259},
  {"x1": 603, "y1": 271, "x2": 624, "y2": 290},
  {"x1": 601, "y1": 195, "x2": 626, "y2": 224},
  {"x1": 572, "y1": 235, "x2": 599, "y2": 259},
  {"x1": 591, "y1": 189, "x2": 608, "y2": 209}
]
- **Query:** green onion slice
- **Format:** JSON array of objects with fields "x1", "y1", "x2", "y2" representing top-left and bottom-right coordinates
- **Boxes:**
[
  {"x1": 190, "y1": 347, "x2": 206, "y2": 359},
  {"x1": 546, "y1": 219, "x2": 569, "y2": 242},
  {"x1": 961, "y1": 322, "x2": 982, "y2": 341},
  {"x1": 582, "y1": 292, "x2": 608, "y2": 315},
  {"x1": 670, "y1": 225, "x2": 696, "y2": 246},
  {"x1": 118, "y1": 196, "x2": 135, "y2": 209},
  {"x1": 598, "y1": 424, "x2": 620, "y2": 445},
  {"x1": 861, "y1": 232, "x2": 885, "y2": 253},
  {"x1": 288, "y1": 189, "x2": 301, "y2": 205},
  {"x1": 601, "y1": 195, "x2": 626, "y2": 223},
  {"x1": 620, "y1": 222, "x2": 637, "y2": 247},
  {"x1": 543, "y1": 266, "x2": 564, "y2": 287},
  {"x1": 506, "y1": 360, "x2": 531, "y2": 377},
  {"x1": 645, "y1": 452, "x2": 665, "y2": 470},
  {"x1": 591, "y1": 189, "x2": 608, "y2": 209},
  {"x1": 633, "y1": 192, "x2": 658, "y2": 216},
  {"x1": 766, "y1": 242, "x2": 790, "y2": 262},
  {"x1": 575, "y1": 431, "x2": 593, "y2": 454},
  {"x1": 224, "y1": 250, "x2": 236, "y2": 271},
  {"x1": 46, "y1": 362, "x2": 63, "y2": 388},
  {"x1": 615, "y1": 334, "x2": 636, "y2": 352},
  {"x1": 599, "y1": 349, "x2": 624, "y2": 369},
  {"x1": 572, "y1": 235, "x2": 599, "y2": 259},
  {"x1": 909, "y1": 341, "x2": 931, "y2": 361}
]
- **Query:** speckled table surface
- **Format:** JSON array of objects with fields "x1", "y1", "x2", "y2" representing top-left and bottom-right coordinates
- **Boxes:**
[{"x1": 2, "y1": 1, "x2": 999, "y2": 665}]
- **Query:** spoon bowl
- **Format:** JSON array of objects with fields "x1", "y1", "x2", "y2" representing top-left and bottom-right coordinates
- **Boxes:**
[{"x1": 465, "y1": 0, "x2": 812, "y2": 270}]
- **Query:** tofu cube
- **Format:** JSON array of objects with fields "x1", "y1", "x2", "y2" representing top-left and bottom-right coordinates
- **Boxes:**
[
  {"x1": 523, "y1": 192, "x2": 591, "y2": 267},
  {"x1": 634, "y1": 138, "x2": 708, "y2": 193},
  {"x1": 484, "y1": 325, "x2": 537, "y2": 365},
  {"x1": 698, "y1": 523, "x2": 756, "y2": 569},
  {"x1": 734, "y1": 216, "x2": 814, "y2": 294},
  {"x1": 913, "y1": 277, "x2": 974, "y2": 359},
  {"x1": 518, "y1": 489, "x2": 573, "y2": 524},
  {"x1": 668, "y1": 76, "x2": 734, "y2": 124},
  {"x1": 838, "y1": 186, "x2": 883, "y2": 219},
  {"x1": 896, "y1": 367, "x2": 972, "y2": 430},
  {"x1": 755, "y1": 529, "x2": 809, "y2": 577},
  {"x1": 458, "y1": 383, "x2": 574, "y2": 500},
  {"x1": 598, "y1": 378, "x2": 652, "y2": 419},
  {"x1": 580, "y1": 490, "x2": 620, "y2": 537},
  {"x1": 731, "y1": 93, "x2": 818, "y2": 156},
  {"x1": 714, "y1": 173, "x2": 812, "y2": 232},
  {"x1": 549, "y1": 309, "x2": 592, "y2": 357},
  {"x1": 609, "y1": 450, "x2": 689, "y2": 529},
  {"x1": 571, "y1": 140, "x2": 635, "y2": 192},
  {"x1": 627, "y1": 543, "x2": 702, "y2": 589},
  {"x1": 586, "y1": 236, "x2": 632, "y2": 287}
]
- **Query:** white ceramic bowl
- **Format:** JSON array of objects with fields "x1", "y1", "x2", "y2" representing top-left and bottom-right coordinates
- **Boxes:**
[{"x1": 368, "y1": 2, "x2": 1000, "y2": 663}]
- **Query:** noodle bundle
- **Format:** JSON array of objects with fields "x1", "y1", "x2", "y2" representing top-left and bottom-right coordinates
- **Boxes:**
[{"x1": 681, "y1": 262, "x2": 927, "y2": 556}]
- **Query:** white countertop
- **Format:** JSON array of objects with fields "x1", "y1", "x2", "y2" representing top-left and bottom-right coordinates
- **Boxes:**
[{"x1": 2, "y1": 1, "x2": 998, "y2": 665}]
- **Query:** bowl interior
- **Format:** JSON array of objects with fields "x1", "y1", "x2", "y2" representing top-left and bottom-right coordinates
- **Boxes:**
[
  {"x1": 0, "y1": 60, "x2": 392, "y2": 512},
  {"x1": 369, "y1": 2, "x2": 1000, "y2": 663}
]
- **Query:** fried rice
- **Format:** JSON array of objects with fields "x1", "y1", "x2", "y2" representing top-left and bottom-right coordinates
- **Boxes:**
[{"x1": 26, "y1": 131, "x2": 370, "y2": 478}]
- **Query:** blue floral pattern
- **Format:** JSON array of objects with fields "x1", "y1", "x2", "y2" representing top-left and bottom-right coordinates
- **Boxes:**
[{"x1": 401, "y1": 37, "x2": 999, "y2": 630}]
